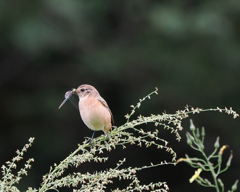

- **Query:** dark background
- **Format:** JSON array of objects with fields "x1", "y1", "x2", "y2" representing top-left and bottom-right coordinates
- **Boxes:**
[{"x1": 0, "y1": 1, "x2": 239, "y2": 191}]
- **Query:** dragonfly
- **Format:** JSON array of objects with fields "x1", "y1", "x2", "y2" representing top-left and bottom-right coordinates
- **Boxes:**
[{"x1": 58, "y1": 89, "x2": 79, "y2": 109}]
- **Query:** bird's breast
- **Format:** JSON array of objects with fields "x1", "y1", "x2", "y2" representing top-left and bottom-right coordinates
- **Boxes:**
[{"x1": 78, "y1": 97, "x2": 111, "y2": 132}]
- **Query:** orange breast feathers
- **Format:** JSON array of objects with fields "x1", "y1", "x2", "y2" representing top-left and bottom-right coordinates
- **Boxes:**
[{"x1": 78, "y1": 96, "x2": 112, "y2": 133}]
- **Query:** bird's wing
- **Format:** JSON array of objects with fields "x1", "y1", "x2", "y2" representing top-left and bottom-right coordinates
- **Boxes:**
[{"x1": 97, "y1": 96, "x2": 114, "y2": 126}]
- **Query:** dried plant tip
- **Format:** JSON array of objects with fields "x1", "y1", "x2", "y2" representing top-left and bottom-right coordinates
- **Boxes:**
[
  {"x1": 176, "y1": 158, "x2": 191, "y2": 164},
  {"x1": 219, "y1": 145, "x2": 228, "y2": 154},
  {"x1": 189, "y1": 168, "x2": 202, "y2": 183}
]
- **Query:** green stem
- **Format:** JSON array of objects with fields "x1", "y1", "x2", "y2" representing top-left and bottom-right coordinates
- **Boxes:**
[
  {"x1": 208, "y1": 148, "x2": 218, "y2": 160},
  {"x1": 202, "y1": 152, "x2": 220, "y2": 192},
  {"x1": 39, "y1": 142, "x2": 89, "y2": 192}
]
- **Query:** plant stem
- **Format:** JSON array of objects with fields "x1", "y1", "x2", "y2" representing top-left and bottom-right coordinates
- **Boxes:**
[
  {"x1": 39, "y1": 142, "x2": 89, "y2": 192},
  {"x1": 202, "y1": 151, "x2": 220, "y2": 192}
]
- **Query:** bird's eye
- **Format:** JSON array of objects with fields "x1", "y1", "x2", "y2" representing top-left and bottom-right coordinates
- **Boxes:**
[{"x1": 81, "y1": 88, "x2": 85, "y2": 92}]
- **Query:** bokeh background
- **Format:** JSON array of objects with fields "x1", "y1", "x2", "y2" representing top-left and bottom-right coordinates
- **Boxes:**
[{"x1": 1, "y1": 1, "x2": 240, "y2": 191}]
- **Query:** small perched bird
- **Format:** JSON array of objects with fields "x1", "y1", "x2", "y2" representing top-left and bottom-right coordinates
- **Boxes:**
[{"x1": 59, "y1": 84, "x2": 114, "y2": 143}]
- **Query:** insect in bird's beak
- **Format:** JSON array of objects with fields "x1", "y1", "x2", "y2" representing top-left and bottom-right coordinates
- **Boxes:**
[{"x1": 58, "y1": 89, "x2": 76, "y2": 109}]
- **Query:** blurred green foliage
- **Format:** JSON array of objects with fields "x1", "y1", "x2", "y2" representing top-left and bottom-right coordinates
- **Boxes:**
[{"x1": 0, "y1": 0, "x2": 239, "y2": 191}]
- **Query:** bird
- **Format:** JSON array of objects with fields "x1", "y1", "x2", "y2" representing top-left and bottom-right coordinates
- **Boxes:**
[{"x1": 59, "y1": 84, "x2": 114, "y2": 143}]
